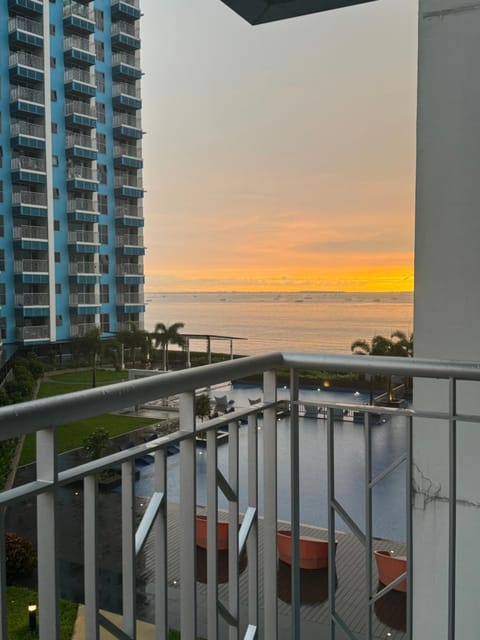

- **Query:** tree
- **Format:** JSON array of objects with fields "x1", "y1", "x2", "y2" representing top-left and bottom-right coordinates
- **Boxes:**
[
  {"x1": 195, "y1": 394, "x2": 211, "y2": 422},
  {"x1": 82, "y1": 427, "x2": 110, "y2": 461},
  {"x1": 73, "y1": 326, "x2": 103, "y2": 388},
  {"x1": 117, "y1": 322, "x2": 151, "y2": 368},
  {"x1": 152, "y1": 322, "x2": 186, "y2": 371},
  {"x1": 391, "y1": 330, "x2": 414, "y2": 357}
]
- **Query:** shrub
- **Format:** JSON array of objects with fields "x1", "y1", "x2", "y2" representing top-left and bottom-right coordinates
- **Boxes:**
[
  {"x1": 82, "y1": 427, "x2": 110, "y2": 461},
  {"x1": 195, "y1": 394, "x2": 211, "y2": 421},
  {"x1": 5, "y1": 532, "x2": 36, "y2": 584}
]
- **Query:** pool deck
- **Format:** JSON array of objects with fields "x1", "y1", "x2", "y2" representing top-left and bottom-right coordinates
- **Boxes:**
[{"x1": 8, "y1": 470, "x2": 407, "y2": 639}]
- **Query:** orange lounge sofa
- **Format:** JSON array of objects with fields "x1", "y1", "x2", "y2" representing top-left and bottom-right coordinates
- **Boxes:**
[
  {"x1": 196, "y1": 515, "x2": 229, "y2": 551},
  {"x1": 277, "y1": 530, "x2": 335, "y2": 570},
  {"x1": 374, "y1": 550, "x2": 407, "y2": 593}
]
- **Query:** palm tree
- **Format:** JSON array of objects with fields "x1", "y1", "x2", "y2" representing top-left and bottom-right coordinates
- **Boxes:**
[
  {"x1": 390, "y1": 330, "x2": 414, "y2": 357},
  {"x1": 74, "y1": 326, "x2": 103, "y2": 388},
  {"x1": 117, "y1": 322, "x2": 151, "y2": 368},
  {"x1": 351, "y1": 334, "x2": 395, "y2": 402},
  {"x1": 152, "y1": 322, "x2": 186, "y2": 371}
]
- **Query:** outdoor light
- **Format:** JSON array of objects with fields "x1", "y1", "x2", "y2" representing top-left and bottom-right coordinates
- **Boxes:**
[
  {"x1": 27, "y1": 603, "x2": 37, "y2": 631},
  {"x1": 323, "y1": 380, "x2": 330, "y2": 388}
]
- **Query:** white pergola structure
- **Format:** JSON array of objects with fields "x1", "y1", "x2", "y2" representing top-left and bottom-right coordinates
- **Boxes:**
[{"x1": 219, "y1": 1, "x2": 480, "y2": 638}]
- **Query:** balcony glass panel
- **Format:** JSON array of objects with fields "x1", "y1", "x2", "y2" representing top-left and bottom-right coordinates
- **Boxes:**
[
  {"x1": 9, "y1": 50, "x2": 43, "y2": 70},
  {"x1": 16, "y1": 324, "x2": 49, "y2": 340},
  {"x1": 8, "y1": 15, "x2": 43, "y2": 36}
]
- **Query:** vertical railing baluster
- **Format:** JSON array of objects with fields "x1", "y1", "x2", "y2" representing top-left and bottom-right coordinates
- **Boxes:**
[
  {"x1": 448, "y1": 378, "x2": 457, "y2": 640},
  {"x1": 179, "y1": 391, "x2": 197, "y2": 639},
  {"x1": 228, "y1": 420, "x2": 239, "y2": 640},
  {"x1": 406, "y1": 415, "x2": 413, "y2": 640},
  {"x1": 207, "y1": 428, "x2": 219, "y2": 639},
  {"x1": 290, "y1": 369, "x2": 300, "y2": 639},
  {"x1": 0, "y1": 507, "x2": 6, "y2": 640},
  {"x1": 36, "y1": 428, "x2": 59, "y2": 639},
  {"x1": 327, "y1": 407, "x2": 336, "y2": 640},
  {"x1": 154, "y1": 449, "x2": 168, "y2": 640},
  {"x1": 122, "y1": 459, "x2": 136, "y2": 638},
  {"x1": 84, "y1": 474, "x2": 99, "y2": 640},
  {"x1": 247, "y1": 413, "x2": 258, "y2": 630},
  {"x1": 364, "y1": 413, "x2": 373, "y2": 639},
  {"x1": 263, "y1": 370, "x2": 277, "y2": 639}
]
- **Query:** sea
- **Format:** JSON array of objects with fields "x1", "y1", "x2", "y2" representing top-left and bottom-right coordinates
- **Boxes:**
[{"x1": 144, "y1": 291, "x2": 413, "y2": 355}]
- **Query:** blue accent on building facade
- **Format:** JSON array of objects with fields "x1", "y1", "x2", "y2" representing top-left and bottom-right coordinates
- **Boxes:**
[{"x1": 0, "y1": 0, "x2": 144, "y2": 346}]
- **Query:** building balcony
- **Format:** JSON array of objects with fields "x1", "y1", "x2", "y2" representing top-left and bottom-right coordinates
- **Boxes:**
[
  {"x1": 116, "y1": 235, "x2": 144, "y2": 256},
  {"x1": 15, "y1": 324, "x2": 49, "y2": 341},
  {"x1": 68, "y1": 230, "x2": 100, "y2": 254},
  {"x1": 8, "y1": 15, "x2": 44, "y2": 49},
  {"x1": 8, "y1": 0, "x2": 43, "y2": 16},
  {"x1": 9, "y1": 85, "x2": 44, "y2": 116},
  {"x1": 70, "y1": 322, "x2": 98, "y2": 337},
  {"x1": 65, "y1": 132, "x2": 97, "y2": 159},
  {"x1": 9, "y1": 50, "x2": 43, "y2": 84},
  {"x1": 64, "y1": 67, "x2": 96, "y2": 97},
  {"x1": 115, "y1": 203, "x2": 144, "y2": 227},
  {"x1": 14, "y1": 258, "x2": 48, "y2": 274},
  {"x1": 116, "y1": 262, "x2": 144, "y2": 276},
  {"x1": 10, "y1": 121, "x2": 45, "y2": 150},
  {"x1": 113, "y1": 114, "x2": 143, "y2": 140},
  {"x1": 13, "y1": 224, "x2": 48, "y2": 241},
  {"x1": 64, "y1": 35, "x2": 95, "y2": 66},
  {"x1": 116, "y1": 292, "x2": 142, "y2": 305},
  {"x1": 15, "y1": 292, "x2": 49, "y2": 307},
  {"x1": 68, "y1": 261, "x2": 97, "y2": 276},
  {"x1": 65, "y1": 100, "x2": 97, "y2": 128},
  {"x1": 69, "y1": 292, "x2": 100, "y2": 306},
  {"x1": 111, "y1": 20, "x2": 141, "y2": 50},
  {"x1": 112, "y1": 82, "x2": 142, "y2": 111},
  {"x1": 63, "y1": 3, "x2": 95, "y2": 34},
  {"x1": 112, "y1": 52, "x2": 142, "y2": 81},
  {"x1": 0, "y1": 353, "x2": 476, "y2": 638},
  {"x1": 11, "y1": 156, "x2": 47, "y2": 185},
  {"x1": 111, "y1": 0, "x2": 141, "y2": 21},
  {"x1": 67, "y1": 166, "x2": 99, "y2": 192},
  {"x1": 12, "y1": 190, "x2": 48, "y2": 217},
  {"x1": 67, "y1": 198, "x2": 99, "y2": 223},
  {"x1": 114, "y1": 143, "x2": 143, "y2": 169}
]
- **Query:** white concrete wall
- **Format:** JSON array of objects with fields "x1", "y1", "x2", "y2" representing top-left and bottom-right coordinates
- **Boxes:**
[{"x1": 414, "y1": 1, "x2": 480, "y2": 637}]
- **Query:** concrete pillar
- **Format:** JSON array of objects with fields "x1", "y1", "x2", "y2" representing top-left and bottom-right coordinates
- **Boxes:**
[{"x1": 414, "y1": 1, "x2": 480, "y2": 636}]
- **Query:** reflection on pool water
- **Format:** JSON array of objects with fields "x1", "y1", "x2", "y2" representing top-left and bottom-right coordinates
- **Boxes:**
[{"x1": 129, "y1": 384, "x2": 407, "y2": 542}]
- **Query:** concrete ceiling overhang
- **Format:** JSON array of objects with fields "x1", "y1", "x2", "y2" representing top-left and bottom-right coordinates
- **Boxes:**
[{"x1": 219, "y1": 0, "x2": 376, "y2": 25}]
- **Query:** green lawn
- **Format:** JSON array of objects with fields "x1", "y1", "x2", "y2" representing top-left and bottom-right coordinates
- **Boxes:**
[
  {"x1": 7, "y1": 586, "x2": 77, "y2": 639},
  {"x1": 19, "y1": 370, "x2": 157, "y2": 466}
]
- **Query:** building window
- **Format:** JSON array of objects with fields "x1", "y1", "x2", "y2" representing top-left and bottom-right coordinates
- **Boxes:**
[
  {"x1": 99, "y1": 255, "x2": 109, "y2": 274},
  {"x1": 0, "y1": 216, "x2": 4, "y2": 238},
  {"x1": 0, "y1": 284, "x2": 5, "y2": 306},
  {"x1": 95, "y1": 9, "x2": 104, "y2": 30},
  {"x1": 55, "y1": 252, "x2": 60, "y2": 262},
  {"x1": 0, "y1": 250, "x2": 4, "y2": 271},
  {"x1": 100, "y1": 313, "x2": 110, "y2": 333},
  {"x1": 55, "y1": 284, "x2": 61, "y2": 294},
  {"x1": 51, "y1": 90, "x2": 57, "y2": 102},
  {"x1": 0, "y1": 181, "x2": 3, "y2": 204},
  {"x1": 95, "y1": 71, "x2": 105, "y2": 94},
  {"x1": 95, "y1": 40, "x2": 104, "y2": 62},
  {"x1": 97, "y1": 133, "x2": 106, "y2": 154},
  {"x1": 99, "y1": 224, "x2": 108, "y2": 244},
  {"x1": 54, "y1": 220, "x2": 60, "y2": 231},
  {"x1": 0, "y1": 147, "x2": 2, "y2": 168},
  {"x1": 98, "y1": 194, "x2": 108, "y2": 214},
  {"x1": 50, "y1": 57, "x2": 56, "y2": 68},
  {"x1": 96, "y1": 101, "x2": 105, "y2": 124},
  {"x1": 52, "y1": 155, "x2": 59, "y2": 167},
  {"x1": 52, "y1": 122, "x2": 58, "y2": 134},
  {"x1": 53, "y1": 188, "x2": 60, "y2": 199},
  {"x1": 50, "y1": 24, "x2": 55, "y2": 35},
  {"x1": 98, "y1": 164, "x2": 107, "y2": 184},
  {"x1": 56, "y1": 315, "x2": 62, "y2": 326},
  {"x1": 100, "y1": 284, "x2": 109, "y2": 304}
]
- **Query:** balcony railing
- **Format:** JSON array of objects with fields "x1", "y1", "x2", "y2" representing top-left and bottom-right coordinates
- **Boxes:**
[
  {"x1": 65, "y1": 132, "x2": 96, "y2": 149},
  {"x1": 9, "y1": 51, "x2": 43, "y2": 70},
  {"x1": 70, "y1": 322, "x2": 98, "y2": 337},
  {"x1": 65, "y1": 100, "x2": 96, "y2": 117},
  {"x1": 13, "y1": 225, "x2": 48, "y2": 240},
  {"x1": 11, "y1": 122, "x2": 45, "y2": 139},
  {"x1": 114, "y1": 175, "x2": 143, "y2": 189},
  {"x1": 67, "y1": 198, "x2": 96, "y2": 212},
  {"x1": 113, "y1": 0, "x2": 140, "y2": 8},
  {"x1": 117, "y1": 292, "x2": 142, "y2": 304},
  {"x1": 11, "y1": 156, "x2": 46, "y2": 172},
  {"x1": 68, "y1": 261, "x2": 97, "y2": 275},
  {"x1": 69, "y1": 292, "x2": 100, "y2": 305},
  {"x1": 116, "y1": 262, "x2": 143, "y2": 275},
  {"x1": 112, "y1": 52, "x2": 140, "y2": 68},
  {"x1": 0, "y1": 353, "x2": 478, "y2": 639},
  {"x1": 64, "y1": 35, "x2": 93, "y2": 53},
  {"x1": 63, "y1": 2, "x2": 94, "y2": 20},
  {"x1": 111, "y1": 20, "x2": 140, "y2": 38},
  {"x1": 10, "y1": 86, "x2": 44, "y2": 105},
  {"x1": 116, "y1": 203, "x2": 143, "y2": 217},
  {"x1": 116, "y1": 234, "x2": 143, "y2": 247},
  {"x1": 113, "y1": 83, "x2": 141, "y2": 99},
  {"x1": 14, "y1": 259, "x2": 48, "y2": 273},
  {"x1": 15, "y1": 292, "x2": 49, "y2": 306},
  {"x1": 68, "y1": 230, "x2": 99, "y2": 243},
  {"x1": 8, "y1": 15, "x2": 43, "y2": 36},
  {"x1": 12, "y1": 190, "x2": 47, "y2": 206},
  {"x1": 15, "y1": 325, "x2": 49, "y2": 340},
  {"x1": 113, "y1": 113, "x2": 142, "y2": 128},
  {"x1": 64, "y1": 67, "x2": 95, "y2": 85},
  {"x1": 67, "y1": 166, "x2": 98, "y2": 181}
]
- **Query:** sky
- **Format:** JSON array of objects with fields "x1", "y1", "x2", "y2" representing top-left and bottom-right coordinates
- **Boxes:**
[{"x1": 140, "y1": 0, "x2": 418, "y2": 292}]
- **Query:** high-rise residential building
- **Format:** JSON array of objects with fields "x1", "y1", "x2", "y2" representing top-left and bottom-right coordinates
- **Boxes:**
[{"x1": 0, "y1": 0, "x2": 145, "y2": 348}]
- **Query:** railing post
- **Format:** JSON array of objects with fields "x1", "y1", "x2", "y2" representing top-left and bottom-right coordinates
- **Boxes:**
[
  {"x1": 36, "y1": 428, "x2": 59, "y2": 639},
  {"x1": 364, "y1": 413, "x2": 373, "y2": 638},
  {"x1": 263, "y1": 369, "x2": 277, "y2": 639},
  {"x1": 327, "y1": 407, "x2": 336, "y2": 640},
  {"x1": 154, "y1": 449, "x2": 168, "y2": 640},
  {"x1": 122, "y1": 459, "x2": 136, "y2": 638},
  {"x1": 84, "y1": 474, "x2": 99, "y2": 640},
  {"x1": 247, "y1": 413, "x2": 259, "y2": 631},
  {"x1": 207, "y1": 428, "x2": 219, "y2": 639},
  {"x1": 179, "y1": 391, "x2": 197, "y2": 639},
  {"x1": 448, "y1": 378, "x2": 457, "y2": 640},
  {"x1": 228, "y1": 420, "x2": 239, "y2": 640},
  {"x1": 290, "y1": 368, "x2": 301, "y2": 639},
  {"x1": 0, "y1": 507, "x2": 6, "y2": 640}
]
